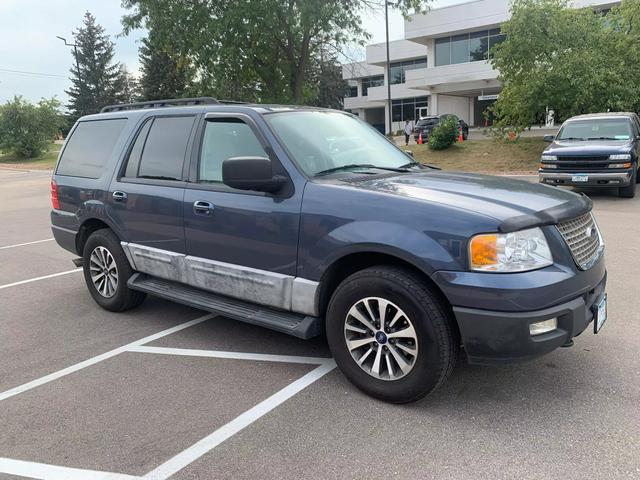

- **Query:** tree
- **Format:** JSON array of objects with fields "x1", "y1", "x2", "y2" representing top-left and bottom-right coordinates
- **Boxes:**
[
  {"x1": 489, "y1": 0, "x2": 639, "y2": 131},
  {"x1": 308, "y1": 53, "x2": 347, "y2": 109},
  {"x1": 0, "y1": 97, "x2": 63, "y2": 158},
  {"x1": 121, "y1": 0, "x2": 430, "y2": 104},
  {"x1": 137, "y1": 31, "x2": 193, "y2": 101},
  {"x1": 65, "y1": 12, "x2": 128, "y2": 118}
]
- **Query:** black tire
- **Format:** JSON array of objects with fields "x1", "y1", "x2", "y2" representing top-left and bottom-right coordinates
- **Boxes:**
[
  {"x1": 82, "y1": 228, "x2": 146, "y2": 312},
  {"x1": 619, "y1": 169, "x2": 637, "y2": 198},
  {"x1": 325, "y1": 265, "x2": 458, "y2": 403}
]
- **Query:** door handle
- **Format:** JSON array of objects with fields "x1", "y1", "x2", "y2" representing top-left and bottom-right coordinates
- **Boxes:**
[
  {"x1": 193, "y1": 200, "x2": 215, "y2": 215},
  {"x1": 112, "y1": 191, "x2": 128, "y2": 202}
]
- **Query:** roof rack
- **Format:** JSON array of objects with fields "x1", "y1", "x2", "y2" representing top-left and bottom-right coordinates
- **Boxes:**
[{"x1": 99, "y1": 97, "x2": 247, "y2": 113}]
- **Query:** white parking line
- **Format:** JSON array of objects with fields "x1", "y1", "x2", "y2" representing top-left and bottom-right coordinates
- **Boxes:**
[
  {"x1": 0, "y1": 238, "x2": 54, "y2": 250},
  {"x1": 0, "y1": 313, "x2": 214, "y2": 401},
  {"x1": 143, "y1": 360, "x2": 336, "y2": 480},
  {"x1": 0, "y1": 268, "x2": 82, "y2": 290},
  {"x1": 0, "y1": 457, "x2": 138, "y2": 480},
  {"x1": 129, "y1": 345, "x2": 331, "y2": 365}
]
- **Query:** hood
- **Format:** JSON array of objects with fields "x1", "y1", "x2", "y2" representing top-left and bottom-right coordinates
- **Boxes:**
[
  {"x1": 545, "y1": 139, "x2": 632, "y2": 156},
  {"x1": 346, "y1": 171, "x2": 591, "y2": 232}
]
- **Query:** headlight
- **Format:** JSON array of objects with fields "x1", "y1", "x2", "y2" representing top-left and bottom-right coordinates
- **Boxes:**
[
  {"x1": 469, "y1": 227, "x2": 553, "y2": 272},
  {"x1": 609, "y1": 154, "x2": 631, "y2": 160},
  {"x1": 540, "y1": 163, "x2": 557, "y2": 169},
  {"x1": 541, "y1": 155, "x2": 557, "y2": 161},
  {"x1": 608, "y1": 162, "x2": 632, "y2": 169}
]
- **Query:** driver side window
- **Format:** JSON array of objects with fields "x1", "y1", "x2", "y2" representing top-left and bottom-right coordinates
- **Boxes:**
[{"x1": 199, "y1": 119, "x2": 266, "y2": 183}]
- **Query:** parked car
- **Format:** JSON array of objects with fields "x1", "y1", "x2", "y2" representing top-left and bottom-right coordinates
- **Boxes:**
[
  {"x1": 539, "y1": 112, "x2": 640, "y2": 198},
  {"x1": 413, "y1": 114, "x2": 469, "y2": 142},
  {"x1": 51, "y1": 98, "x2": 607, "y2": 403}
]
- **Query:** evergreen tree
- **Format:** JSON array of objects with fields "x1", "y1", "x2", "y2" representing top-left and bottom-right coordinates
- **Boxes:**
[
  {"x1": 137, "y1": 32, "x2": 192, "y2": 101},
  {"x1": 65, "y1": 12, "x2": 127, "y2": 118}
]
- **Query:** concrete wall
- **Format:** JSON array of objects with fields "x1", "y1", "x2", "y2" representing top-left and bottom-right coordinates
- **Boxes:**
[
  {"x1": 366, "y1": 40, "x2": 428, "y2": 66},
  {"x1": 436, "y1": 94, "x2": 471, "y2": 124}
]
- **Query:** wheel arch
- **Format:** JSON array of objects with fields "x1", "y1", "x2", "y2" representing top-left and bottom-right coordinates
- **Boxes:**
[{"x1": 76, "y1": 217, "x2": 119, "y2": 256}]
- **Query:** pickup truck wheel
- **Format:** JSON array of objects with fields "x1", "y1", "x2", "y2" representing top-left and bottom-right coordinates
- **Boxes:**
[
  {"x1": 619, "y1": 169, "x2": 637, "y2": 198},
  {"x1": 326, "y1": 266, "x2": 458, "y2": 403},
  {"x1": 82, "y1": 229, "x2": 146, "y2": 312}
]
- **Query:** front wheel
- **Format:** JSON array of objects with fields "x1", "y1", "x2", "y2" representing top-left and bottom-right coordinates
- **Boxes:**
[
  {"x1": 82, "y1": 229, "x2": 146, "y2": 312},
  {"x1": 619, "y1": 169, "x2": 637, "y2": 198},
  {"x1": 325, "y1": 266, "x2": 458, "y2": 403}
]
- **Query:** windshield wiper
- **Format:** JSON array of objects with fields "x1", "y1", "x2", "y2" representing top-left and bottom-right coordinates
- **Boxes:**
[
  {"x1": 398, "y1": 161, "x2": 441, "y2": 170},
  {"x1": 314, "y1": 164, "x2": 408, "y2": 176},
  {"x1": 559, "y1": 137, "x2": 585, "y2": 141},
  {"x1": 586, "y1": 137, "x2": 621, "y2": 140}
]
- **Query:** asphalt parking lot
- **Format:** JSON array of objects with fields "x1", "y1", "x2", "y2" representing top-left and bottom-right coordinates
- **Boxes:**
[{"x1": 1, "y1": 168, "x2": 639, "y2": 480}]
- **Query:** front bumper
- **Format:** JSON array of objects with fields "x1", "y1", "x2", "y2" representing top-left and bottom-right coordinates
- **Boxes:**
[
  {"x1": 539, "y1": 170, "x2": 633, "y2": 187},
  {"x1": 451, "y1": 271, "x2": 606, "y2": 365}
]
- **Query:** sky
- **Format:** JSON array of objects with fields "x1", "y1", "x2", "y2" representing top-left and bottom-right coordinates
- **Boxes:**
[{"x1": 0, "y1": 0, "x2": 463, "y2": 105}]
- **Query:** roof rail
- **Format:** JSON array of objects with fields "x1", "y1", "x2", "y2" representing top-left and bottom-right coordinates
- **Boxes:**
[{"x1": 100, "y1": 97, "x2": 221, "y2": 113}]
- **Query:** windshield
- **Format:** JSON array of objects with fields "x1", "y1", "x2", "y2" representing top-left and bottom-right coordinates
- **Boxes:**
[
  {"x1": 416, "y1": 118, "x2": 439, "y2": 127},
  {"x1": 266, "y1": 111, "x2": 415, "y2": 176},
  {"x1": 557, "y1": 118, "x2": 633, "y2": 141}
]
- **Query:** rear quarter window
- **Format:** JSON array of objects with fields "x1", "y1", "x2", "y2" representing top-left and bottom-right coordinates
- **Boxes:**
[{"x1": 56, "y1": 118, "x2": 127, "y2": 179}]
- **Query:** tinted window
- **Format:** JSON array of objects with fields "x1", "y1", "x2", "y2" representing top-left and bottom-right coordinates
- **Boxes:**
[
  {"x1": 57, "y1": 119, "x2": 126, "y2": 178},
  {"x1": 435, "y1": 38, "x2": 450, "y2": 66},
  {"x1": 469, "y1": 31, "x2": 488, "y2": 61},
  {"x1": 557, "y1": 118, "x2": 633, "y2": 141},
  {"x1": 123, "y1": 119, "x2": 152, "y2": 178},
  {"x1": 137, "y1": 116, "x2": 195, "y2": 180},
  {"x1": 199, "y1": 119, "x2": 266, "y2": 183},
  {"x1": 450, "y1": 34, "x2": 469, "y2": 64}
]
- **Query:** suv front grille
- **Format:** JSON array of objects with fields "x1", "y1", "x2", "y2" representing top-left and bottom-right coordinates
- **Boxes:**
[
  {"x1": 556, "y1": 212, "x2": 603, "y2": 270},
  {"x1": 555, "y1": 156, "x2": 610, "y2": 171}
]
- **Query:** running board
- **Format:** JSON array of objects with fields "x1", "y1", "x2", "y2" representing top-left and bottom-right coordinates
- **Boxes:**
[{"x1": 128, "y1": 273, "x2": 323, "y2": 339}]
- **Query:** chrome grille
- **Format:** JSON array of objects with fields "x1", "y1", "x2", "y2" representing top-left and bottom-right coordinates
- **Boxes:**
[{"x1": 556, "y1": 212, "x2": 603, "y2": 270}]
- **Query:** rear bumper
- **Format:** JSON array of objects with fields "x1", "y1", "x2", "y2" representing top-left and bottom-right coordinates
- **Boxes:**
[
  {"x1": 453, "y1": 271, "x2": 606, "y2": 365},
  {"x1": 539, "y1": 170, "x2": 633, "y2": 187}
]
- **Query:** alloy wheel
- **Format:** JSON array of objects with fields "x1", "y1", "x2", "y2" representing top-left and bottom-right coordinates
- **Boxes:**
[{"x1": 89, "y1": 246, "x2": 118, "y2": 298}]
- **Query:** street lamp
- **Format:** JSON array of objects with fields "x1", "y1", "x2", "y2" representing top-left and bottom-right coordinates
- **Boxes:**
[
  {"x1": 57, "y1": 35, "x2": 83, "y2": 114},
  {"x1": 384, "y1": 1, "x2": 392, "y2": 135}
]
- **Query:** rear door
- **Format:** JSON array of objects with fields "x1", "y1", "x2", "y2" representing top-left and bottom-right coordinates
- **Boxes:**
[
  {"x1": 107, "y1": 114, "x2": 197, "y2": 275},
  {"x1": 182, "y1": 113, "x2": 303, "y2": 310}
]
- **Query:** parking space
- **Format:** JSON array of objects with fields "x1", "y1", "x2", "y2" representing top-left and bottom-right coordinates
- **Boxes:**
[{"x1": 1, "y1": 170, "x2": 639, "y2": 479}]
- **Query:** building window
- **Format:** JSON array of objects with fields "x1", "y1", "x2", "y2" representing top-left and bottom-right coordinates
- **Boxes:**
[
  {"x1": 389, "y1": 57, "x2": 427, "y2": 84},
  {"x1": 391, "y1": 96, "x2": 428, "y2": 122},
  {"x1": 361, "y1": 75, "x2": 384, "y2": 96},
  {"x1": 435, "y1": 28, "x2": 504, "y2": 66},
  {"x1": 345, "y1": 84, "x2": 358, "y2": 98}
]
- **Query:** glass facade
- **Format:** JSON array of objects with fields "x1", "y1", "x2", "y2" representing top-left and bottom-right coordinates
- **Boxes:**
[
  {"x1": 361, "y1": 75, "x2": 384, "y2": 96},
  {"x1": 389, "y1": 58, "x2": 428, "y2": 84},
  {"x1": 435, "y1": 29, "x2": 505, "y2": 66},
  {"x1": 345, "y1": 85, "x2": 358, "y2": 98},
  {"x1": 392, "y1": 96, "x2": 428, "y2": 122}
]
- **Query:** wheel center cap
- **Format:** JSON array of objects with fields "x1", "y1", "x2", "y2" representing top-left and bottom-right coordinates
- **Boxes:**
[{"x1": 375, "y1": 331, "x2": 388, "y2": 344}]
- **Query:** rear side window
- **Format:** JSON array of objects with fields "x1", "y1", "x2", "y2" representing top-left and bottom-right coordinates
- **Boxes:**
[
  {"x1": 57, "y1": 119, "x2": 127, "y2": 178},
  {"x1": 135, "y1": 116, "x2": 195, "y2": 180}
]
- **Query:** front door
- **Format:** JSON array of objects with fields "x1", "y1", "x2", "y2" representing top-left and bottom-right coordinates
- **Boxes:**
[
  {"x1": 182, "y1": 114, "x2": 303, "y2": 310},
  {"x1": 108, "y1": 114, "x2": 197, "y2": 278}
]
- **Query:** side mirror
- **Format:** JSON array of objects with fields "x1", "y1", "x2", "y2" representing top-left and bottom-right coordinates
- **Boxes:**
[
  {"x1": 404, "y1": 150, "x2": 414, "y2": 158},
  {"x1": 222, "y1": 157, "x2": 286, "y2": 193},
  {"x1": 543, "y1": 134, "x2": 555, "y2": 143}
]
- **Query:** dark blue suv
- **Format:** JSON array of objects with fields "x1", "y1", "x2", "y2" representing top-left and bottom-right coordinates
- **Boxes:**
[
  {"x1": 539, "y1": 112, "x2": 640, "y2": 198},
  {"x1": 51, "y1": 98, "x2": 608, "y2": 403}
]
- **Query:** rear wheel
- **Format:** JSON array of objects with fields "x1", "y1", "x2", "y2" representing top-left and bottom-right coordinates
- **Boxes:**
[
  {"x1": 619, "y1": 169, "x2": 637, "y2": 198},
  {"x1": 325, "y1": 266, "x2": 458, "y2": 403},
  {"x1": 82, "y1": 229, "x2": 146, "y2": 311}
]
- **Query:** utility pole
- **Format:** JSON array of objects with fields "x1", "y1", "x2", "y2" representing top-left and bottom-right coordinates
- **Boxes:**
[
  {"x1": 384, "y1": 0, "x2": 392, "y2": 135},
  {"x1": 57, "y1": 35, "x2": 83, "y2": 115}
]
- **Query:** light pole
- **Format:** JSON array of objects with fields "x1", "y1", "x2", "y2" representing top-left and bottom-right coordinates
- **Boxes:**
[
  {"x1": 57, "y1": 35, "x2": 83, "y2": 114},
  {"x1": 384, "y1": 0, "x2": 392, "y2": 135}
]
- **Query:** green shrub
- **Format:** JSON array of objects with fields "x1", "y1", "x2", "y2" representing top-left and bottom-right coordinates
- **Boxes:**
[
  {"x1": 428, "y1": 116, "x2": 459, "y2": 150},
  {"x1": 0, "y1": 96, "x2": 62, "y2": 158}
]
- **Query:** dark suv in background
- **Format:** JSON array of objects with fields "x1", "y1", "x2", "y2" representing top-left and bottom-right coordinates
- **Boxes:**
[
  {"x1": 51, "y1": 98, "x2": 607, "y2": 403},
  {"x1": 539, "y1": 112, "x2": 640, "y2": 198},
  {"x1": 413, "y1": 114, "x2": 469, "y2": 142}
]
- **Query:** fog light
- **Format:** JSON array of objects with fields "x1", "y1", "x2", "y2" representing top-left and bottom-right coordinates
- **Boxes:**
[{"x1": 529, "y1": 318, "x2": 557, "y2": 336}]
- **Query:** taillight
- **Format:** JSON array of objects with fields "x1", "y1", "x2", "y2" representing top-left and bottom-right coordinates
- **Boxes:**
[{"x1": 50, "y1": 179, "x2": 60, "y2": 209}]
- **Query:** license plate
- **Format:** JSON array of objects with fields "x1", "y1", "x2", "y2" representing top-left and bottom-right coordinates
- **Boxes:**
[
  {"x1": 572, "y1": 174, "x2": 589, "y2": 182},
  {"x1": 594, "y1": 294, "x2": 607, "y2": 333}
]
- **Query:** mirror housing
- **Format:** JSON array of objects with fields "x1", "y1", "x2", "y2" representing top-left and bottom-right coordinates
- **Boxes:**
[
  {"x1": 543, "y1": 134, "x2": 555, "y2": 143},
  {"x1": 222, "y1": 156, "x2": 286, "y2": 193}
]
